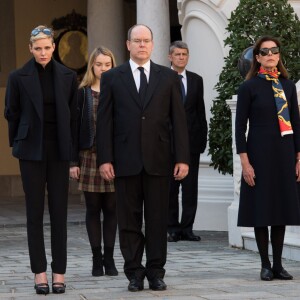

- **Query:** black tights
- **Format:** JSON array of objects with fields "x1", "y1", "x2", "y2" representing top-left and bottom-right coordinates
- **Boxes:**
[
  {"x1": 84, "y1": 192, "x2": 117, "y2": 250},
  {"x1": 254, "y1": 226, "x2": 285, "y2": 271}
]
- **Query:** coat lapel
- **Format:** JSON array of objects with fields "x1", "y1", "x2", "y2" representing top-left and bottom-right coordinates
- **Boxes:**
[
  {"x1": 53, "y1": 60, "x2": 69, "y2": 115},
  {"x1": 20, "y1": 58, "x2": 43, "y2": 120},
  {"x1": 185, "y1": 71, "x2": 192, "y2": 106},
  {"x1": 143, "y1": 61, "x2": 160, "y2": 109},
  {"x1": 119, "y1": 61, "x2": 141, "y2": 108}
]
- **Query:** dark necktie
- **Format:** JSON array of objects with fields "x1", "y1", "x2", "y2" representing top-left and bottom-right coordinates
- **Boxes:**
[
  {"x1": 178, "y1": 74, "x2": 186, "y2": 103},
  {"x1": 138, "y1": 67, "x2": 147, "y2": 106}
]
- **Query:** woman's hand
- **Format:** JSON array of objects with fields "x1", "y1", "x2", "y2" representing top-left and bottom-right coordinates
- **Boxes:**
[
  {"x1": 69, "y1": 166, "x2": 80, "y2": 180},
  {"x1": 239, "y1": 153, "x2": 256, "y2": 187},
  {"x1": 296, "y1": 160, "x2": 300, "y2": 182}
]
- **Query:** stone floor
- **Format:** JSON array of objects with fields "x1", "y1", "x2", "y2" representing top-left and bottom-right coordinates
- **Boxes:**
[{"x1": 1, "y1": 195, "x2": 300, "y2": 299}]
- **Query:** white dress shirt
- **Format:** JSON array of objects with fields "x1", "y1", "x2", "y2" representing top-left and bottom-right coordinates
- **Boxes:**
[{"x1": 129, "y1": 59, "x2": 151, "y2": 91}]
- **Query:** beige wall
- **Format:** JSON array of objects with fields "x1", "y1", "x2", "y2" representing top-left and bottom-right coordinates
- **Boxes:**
[
  {"x1": 0, "y1": 88, "x2": 19, "y2": 175},
  {"x1": 0, "y1": 0, "x2": 87, "y2": 176},
  {"x1": 14, "y1": 0, "x2": 87, "y2": 67}
]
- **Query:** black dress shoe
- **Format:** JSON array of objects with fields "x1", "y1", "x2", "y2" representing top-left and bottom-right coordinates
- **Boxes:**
[
  {"x1": 168, "y1": 232, "x2": 181, "y2": 242},
  {"x1": 260, "y1": 268, "x2": 274, "y2": 281},
  {"x1": 272, "y1": 268, "x2": 293, "y2": 280},
  {"x1": 148, "y1": 278, "x2": 167, "y2": 291},
  {"x1": 128, "y1": 278, "x2": 144, "y2": 292},
  {"x1": 181, "y1": 232, "x2": 201, "y2": 241},
  {"x1": 34, "y1": 283, "x2": 50, "y2": 295}
]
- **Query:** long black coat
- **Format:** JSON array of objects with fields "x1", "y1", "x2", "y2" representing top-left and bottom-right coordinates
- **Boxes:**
[
  {"x1": 4, "y1": 58, "x2": 78, "y2": 161},
  {"x1": 185, "y1": 70, "x2": 207, "y2": 154},
  {"x1": 96, "y1": 60, "x2": 190, "y2": 177},
  {"x1": 235, "y1": 76, "x2": 300, "y2": 227}
]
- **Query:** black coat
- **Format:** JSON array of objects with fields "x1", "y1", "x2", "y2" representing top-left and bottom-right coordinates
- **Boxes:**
[
  {"x1": 4, "y1": 58, "x2": 78, "y2": 161},
  {"x1": 185, "y1": 70, "x2": 207, "y2": 154},
  {"x1": 236, "y1": 76, "x2": 300, "y2": 226},
  {"x1": 96, "y1": 60, "x2": 190, "y2": 177}
]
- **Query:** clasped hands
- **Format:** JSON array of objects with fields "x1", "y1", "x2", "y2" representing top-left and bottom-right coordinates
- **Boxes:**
[{"x1": 99, "y1": 163, "x2": 189, "y2": 181}]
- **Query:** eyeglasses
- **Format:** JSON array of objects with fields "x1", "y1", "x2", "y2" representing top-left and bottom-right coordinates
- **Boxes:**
[
  {"x1": 131, "y1": 39, "x2": 152, "y2": 45},
  {"x1": 259, "y1": 47, "x2": 280, "y2": 56},
  {"x1": 31, "y1": 28, "x2": 52, "y2": 36}
]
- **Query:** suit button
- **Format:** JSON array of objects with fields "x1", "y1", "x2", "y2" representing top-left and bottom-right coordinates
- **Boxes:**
[{"x1": 142, "y1": 116, "x2": 146, "y2": 120}]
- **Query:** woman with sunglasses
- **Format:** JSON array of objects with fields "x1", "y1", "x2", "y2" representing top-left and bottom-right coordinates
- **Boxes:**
[
  {"x1": 4, "y1": 25, "x2": 78, "y2": 294},
  {"x1": 69, "y1": 47, "x2": 118, "y2": 277},
  {"x1": 236, "y1": 36, "x2": 300, "y2": 281}
]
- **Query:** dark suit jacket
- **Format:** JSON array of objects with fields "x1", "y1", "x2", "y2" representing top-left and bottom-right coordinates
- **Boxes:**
[
  {"x1": 96, "y1": 60, "x2": 190, "y2": 177},
  {"x1": 4, "y1": 58, "x2": 78, "y2": 161},
  {"x1": 185, "y1": 70, "x2": 207, "y2": 154}
]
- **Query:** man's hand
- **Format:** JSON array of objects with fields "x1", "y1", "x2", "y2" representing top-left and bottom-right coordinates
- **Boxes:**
[
  {"x1": 173, "y1": 163, "x2": 189, "y2": 181},
  {"x1": 99, "y1": 163, "x2": 115, "y2": 181}
]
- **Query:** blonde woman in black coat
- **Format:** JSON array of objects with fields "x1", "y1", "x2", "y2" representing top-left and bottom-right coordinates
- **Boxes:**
[
  {"x1": 5, "y1": 25, "x2": 78, "y2": 294},
  {"x1": 69, "y1": 47, "x2": 118, "y2": 277}
]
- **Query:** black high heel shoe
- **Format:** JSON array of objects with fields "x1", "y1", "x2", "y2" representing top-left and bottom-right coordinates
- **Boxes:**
[
  {"x1": 52, "y1": 274, "x2": 66, "y2": 294},
  {"x1": 34, "y1": 274, "x2": 49, "y2": 295}
]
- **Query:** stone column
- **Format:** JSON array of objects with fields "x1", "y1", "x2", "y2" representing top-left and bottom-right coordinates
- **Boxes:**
[
  {"x1": 226, "y1": 96, "x2": 244, "y2": 247},
  {"x1": 136, "y1": 0, "x2": 170, "y2": 66},
  {"x1": 87, "y1": 0, "x2": 126, "y2": 65}
]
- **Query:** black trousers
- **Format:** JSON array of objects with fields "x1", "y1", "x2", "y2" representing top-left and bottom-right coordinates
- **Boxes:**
[
  {"x1": 115, "y1": 169, "x2": 169, "y2": 281},
  {"x1": 168, "y1": 153, "x2": 200, "y2": 234},
  {"x1": 19, "y1": 140, "x2": 69, "y2": 274}
]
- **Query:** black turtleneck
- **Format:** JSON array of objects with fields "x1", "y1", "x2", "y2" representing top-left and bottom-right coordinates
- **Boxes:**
[{"x1": 35, "y1": 60, "x2": 57, "y2": 140}]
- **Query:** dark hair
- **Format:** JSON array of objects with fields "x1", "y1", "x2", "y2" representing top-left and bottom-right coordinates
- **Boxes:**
[
  {"x1": 127, "y1": 24, "x2": 153, "y2": 41},
  {"x1": 169, "y1": 40, "x2": 189, "y2": 54},
  {"x1": 246, "y1": 36, "x2": 288, "y2": 80}
]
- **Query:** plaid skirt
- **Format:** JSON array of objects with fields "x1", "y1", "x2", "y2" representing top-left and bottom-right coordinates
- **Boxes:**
[{"x1": 78, "y1": 146, "x2": 115, "y2": 193}]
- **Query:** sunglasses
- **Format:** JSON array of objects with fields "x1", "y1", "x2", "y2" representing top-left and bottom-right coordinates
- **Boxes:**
[
  {"x1": 31, "y1": 28, "x2": 52, "y2": 36},
  {"x1": 259, "y1": 47, "x2": 280, "y2": 56}
]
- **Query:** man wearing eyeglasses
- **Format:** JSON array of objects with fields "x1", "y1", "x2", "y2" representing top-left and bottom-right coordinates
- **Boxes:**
[
  {"x1": 97, "y1": 24, "x2": 189, "y2": 292},
  {"x1": 4, "y1": 25, "x2": 78, "y2": 294},
  {"x1": 167, "y1": 41, "x2": 207, "y2": 243}
]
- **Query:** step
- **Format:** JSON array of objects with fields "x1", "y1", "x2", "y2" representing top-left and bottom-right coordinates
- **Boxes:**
[{"x1": 242, "y1": 230, "x2": 300, "y2": 261}]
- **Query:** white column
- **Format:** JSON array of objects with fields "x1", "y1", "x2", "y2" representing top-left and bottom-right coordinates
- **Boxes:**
[
  {"x1": 87, "y1": 0, "x2": 126, "y2": 65},
  {"x1": 226, "y1": 96, "x2": 244, "y2": 247},
  {"x1": 137, "y1": 0, "x2": 170, "y2": 66}
]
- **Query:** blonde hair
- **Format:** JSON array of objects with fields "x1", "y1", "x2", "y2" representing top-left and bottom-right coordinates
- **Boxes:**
[
  {"x1": 30, "y1": 25, "x2": 54, "y2": 45},
  {"x1": 79, "y1": 46, "x2": 116, "y2": 88}
]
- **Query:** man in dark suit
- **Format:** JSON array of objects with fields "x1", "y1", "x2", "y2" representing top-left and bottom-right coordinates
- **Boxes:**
[
  {"x1": 96, "y1": 24, "x2": 189, "y2": 292},
  {"x1": 4, "y1": 25, "x2": 77, "y2": 294},
  {"x1": 167, "y1": 41, "x2": 207, "y2": 243}
]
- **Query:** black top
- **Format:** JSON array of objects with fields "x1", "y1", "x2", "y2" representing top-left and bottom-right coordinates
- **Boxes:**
[{"x1": 36, "y1": 60, "x2": 57, "y2": 140}]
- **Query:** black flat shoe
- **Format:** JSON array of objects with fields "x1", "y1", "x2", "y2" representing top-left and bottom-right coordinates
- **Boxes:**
[
  {"x1": 34, "y1": 283, "x2": 50, "y2": 295},
  {"x1": 167, "y1": 232, "x2": 181, "y2": 242},
  {"x1": 181, "y1": 232, "x2": 201, "y2": 241},
  {"x1": 260, "y1": 268, "x2": 274, "y2": 281},
  {"x1": 273, "y1": 268, "x2": 293, "y2": 280},
  {"x1": 148, "y1": 278, "x2": 167, "y2": 291},
  {"x1": 128, "y1": 278, "x2": 144, "y2": 292}
]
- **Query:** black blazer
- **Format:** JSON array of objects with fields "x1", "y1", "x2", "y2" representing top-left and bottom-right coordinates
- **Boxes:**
[
  {"x1": 96, "y1": 60, "x2": 190, "y2": 177},
  {"x1": 4, "y1": 58, "x2": 78, "y2": 161},
  {"x1": 185, "y1": 71, "x2": 207, "y2": 154}
]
